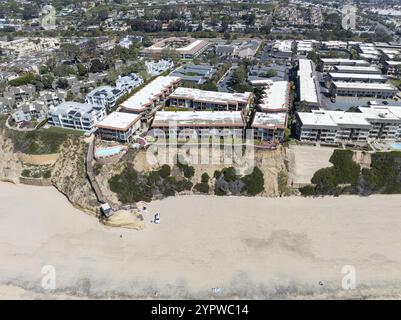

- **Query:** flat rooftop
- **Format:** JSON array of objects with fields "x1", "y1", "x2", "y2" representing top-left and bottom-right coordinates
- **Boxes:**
[
  {"x1": 152, "y1": 111, "x2": 245, "y2": 127},
  {"x1": 385, "y1": 106, "x2": 401, "y2": 118},
  {"x1": 298, "y1": 109, "x2": 372, "y2": 129},
  {"x1": 358, "y1": 106, "x2": 401, "y2": 121},
  {"x1": 325, "y1": 110, "x2": 372, "y2": 128},
  {"x1": 333, "y1": 65, "x2": 381, "y2": 73},
  {"x1": 259, "y1": 81, "x2": 290, "y2": 112},
  {"x1": 332, "y1": 81, "x2": 397, "y2": 91},
  {"x1": 329, "y1": 73, "x2": 387, "y2": 80},
  {"x1": 298, "y1": 59, "x2": 319, "y2": 104},
  {"x1": 297, "y1": 110, "x2": 338, "y2": 129},
  {"x1": 96, "y1": 112, "x2": 141, "y2": 131},
  {"x1": 170, "y1": 87, "x2": 252, "y2": 104},
  {"x1": 386, "y1": 61, "x2": 401, "y2": 66},
  {"x1": 252, "y1": 112, "x2": 287, "y2": 129},
  {"x1": 321, "y1": 58, "x2": 369, "y2": 65},
  {"x1": 121, "y1": 76, "x2": 180, "y2": 112},
  {"x1": 144, "y1": 37, "x2": 208, "y2": 55},
  {"x1": 49, "y1": 102, "x2": 103, "y2": 117}
]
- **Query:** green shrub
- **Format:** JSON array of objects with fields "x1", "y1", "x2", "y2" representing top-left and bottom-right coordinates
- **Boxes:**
[
  {"x1": 307, "y1": 149, "x2": 361, "y2": 196},
  {"x1": 8, "y1": 72, "x2": 34, "y2": 86},
  {"x1": 241, "y1": 167, "x2": 265, "y2": 196},
  {"x1": 361, "y1": 152, "x2": 401, "y2": 194},
  {"x1": 299, "y1": 185, "x2": 316, "y2": 196},
  {"x1": 222, "y1": 167, "x2": 237, "y2": 181},
  {"x1": 194, "y1": 182, "x2": 209, "y2": 194},
  {"x1": 311, "y1": 167, "x2": 338, "y2": 195},
  {"x1": 158, "y1": 164, "x2": 171, "y2": 179},
  {"x1": 109, "y1": 166, "x2": 152, "y2": 204},
  {"x1": 177, "y1": 161, "x2": 195, "y2": 179},
  {"x1": 21, "y1": 169, "x2": 31, "y2": 177},
  {"x1": 213, "y1": 170, "x2": 222, "y2": 179},
  {"x1": 43, "y1": 170, "x2": 52, "y2": 179},
  {"x1": 214, "y1": 186, "x2": 227, "y2": 196},
  {"x1": 329, "y1": 149, "x2": 360, "y2": 185},
  {"x1": 201, "y1": 172, "x2": 210, "y2": 184}
]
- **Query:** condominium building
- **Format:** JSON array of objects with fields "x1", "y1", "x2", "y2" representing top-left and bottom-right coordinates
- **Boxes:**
[
  {"x1": 96, "y1": 112, "x2": 142, "y2": 142},
  {"x1": 11, "y1": 90, "x2": 65, "y2": 123},
  {"x1": 383, "y1": 61, "x2": 401, "y2": 76},
  {"x1": 168, "y1": 87, "x2": 253, "y2": 112},
  {"x1": 141, "y1": 37, "x2": 209, "y2": 59},
  {"x1": 170, "y1": 63, "x2": 216, "y2": 85},
  {"x1": 296, "y1": 40, "x2": 318, "y2": 55},
  {"x1": 296, "y1": 106, "x2": 401, "y2": 143},
  {"x1": 120, "y1": 76, "x2": 180, "y2": 115},
  {"x1": 328, "y1": 73, "x2": 388, "y2": 83},
  {"x1": 358, "y1": 106, "x2": 401, "y2": 140},
  {"x1": 115, "y1": 73, "x2": 143, "y2": 93},
  {"x1": 48, "y1": 102, "x2": 106, "y2": 132},
  {"x1": 12, "y1": 101, "x2": 48, "y2": 123},
  {"x1": 272, "y1": 40, "x2": 294, "y2": 59},
  {"x1": 146, "y1": 60, "x2": 174, "y2": 76},
  {"x1": 295, "y1": 110, "x2": 372, "y2": 143},
  {"x1": 85, "y1": 86, "x2": 125, "y2": 110},
  {"x1": 330, "y1": 82, "x2": 397, "y2": 99},
  {"x1": 251, "y1": 112, "x2": 287, "y2": 143},
  {"x1": 333, "y1": 65, "x2": 382, "y2": 74},
  {"x1": 319, "y1": 58, "x2": 369, "y2": 72},
  {"x1": 258, "y1": 81, "x2": 290, "y2": 112},
  {"x1": 151, "y1": 111, "x2": 245, "y2": 138},
  {"x1": 298, "y1": 59, "x2": 320, "y2": 109}
]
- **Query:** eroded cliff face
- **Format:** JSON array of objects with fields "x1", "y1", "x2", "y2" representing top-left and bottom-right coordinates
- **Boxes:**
[
  {"x1": 51, "y1": 138, "x2": 99, "y2": 214},
  {"x1": 255, "y1": 146, "x2": 288, "y2": 197},
  {"x1": 0, "y1": 127, "x2": 23, "y2": 183}
]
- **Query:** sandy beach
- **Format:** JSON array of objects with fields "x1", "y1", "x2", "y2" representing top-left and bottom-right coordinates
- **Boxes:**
[{"x1": 1, "y1": 181, "x2": 401, "y2": 299}]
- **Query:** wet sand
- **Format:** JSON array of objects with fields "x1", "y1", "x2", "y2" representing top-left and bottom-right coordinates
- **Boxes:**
[{"x1": 1, "y1": 182, "x2": 401, "y2": 299}]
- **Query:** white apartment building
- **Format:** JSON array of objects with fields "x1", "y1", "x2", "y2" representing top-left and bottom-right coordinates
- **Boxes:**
[
  {"x1": 120, "y1": 76, "x2": 181, "y2": 115},
  {"x1": 251, "y1": 112, "x2": 287, "y2": 143},
  {"x1": 145, "y1": 60, "x2": 174, "y2": 76},
  {"x1": 85, "y1": 86, "x2": 125, "y2": 110},
  {"x1": 116, "y1": 73, "x2": 143, "y2": 93},
  {"x1": 48, "y1": 102, "x2": 106, "y2": 132},
  {"x1": 272, "y1": 40, "x2": 294, "y2": 59},
  {"x1": 296, "y1": 106, "x2": 401, "y2": 143},
  {"x1": 96, "y1": 112, "x2": 142, "y2": 142},
  {"x1": 333, "y1": 65, "x2": 382, "y2": 74},
  {"x1": 328, "y1": 73, "x2": 388, "y2": 83},
  {"x1": 258, "y1": 81, "x2": 290, "y2": 113},
  {"x1": 168, "y1": 87, "x2": 253, "y2": 112},
  {"x1": 298, "y1": 59, "x2": 320, "y2": 109},
  {"x1": 151, "y1": 111, "x2": 245, "y2": 139},
  {"x1": 320, "y1": 58, "x2": 370, "y2": 72},
  {"x1": 383, "y1": 61, "x2": 401, "y2": 76},
  {"x1": 296, "y1": 110, "x2": 372, "y2": 143},
  {"x1": 358, "y1": 106, "x2": 401, "y2": 140},
  {"x1": 330, "y1": 82, "x2": 397, "y2": 99}
]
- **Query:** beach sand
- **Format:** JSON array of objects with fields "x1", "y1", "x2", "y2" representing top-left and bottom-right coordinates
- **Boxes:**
[{"x1": 1, "y1": 181, "x2": 401, "y2": 299}]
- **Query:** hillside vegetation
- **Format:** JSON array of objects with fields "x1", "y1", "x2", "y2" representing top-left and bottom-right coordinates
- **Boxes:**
[
  {"x1": 6, "y1": 126, "x2": 83, "y2": 155},
  {"x1": 300, "y1": 150, "x2": 401, "y2": 196}
]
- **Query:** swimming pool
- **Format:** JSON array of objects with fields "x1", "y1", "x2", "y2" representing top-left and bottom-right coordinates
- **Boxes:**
[
  {"x1": 95, "y1": 146, "x2": 123, "y2": 158},
  {"x1": 390, "y1": 143, "x2": 401, "y2": 151}
]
